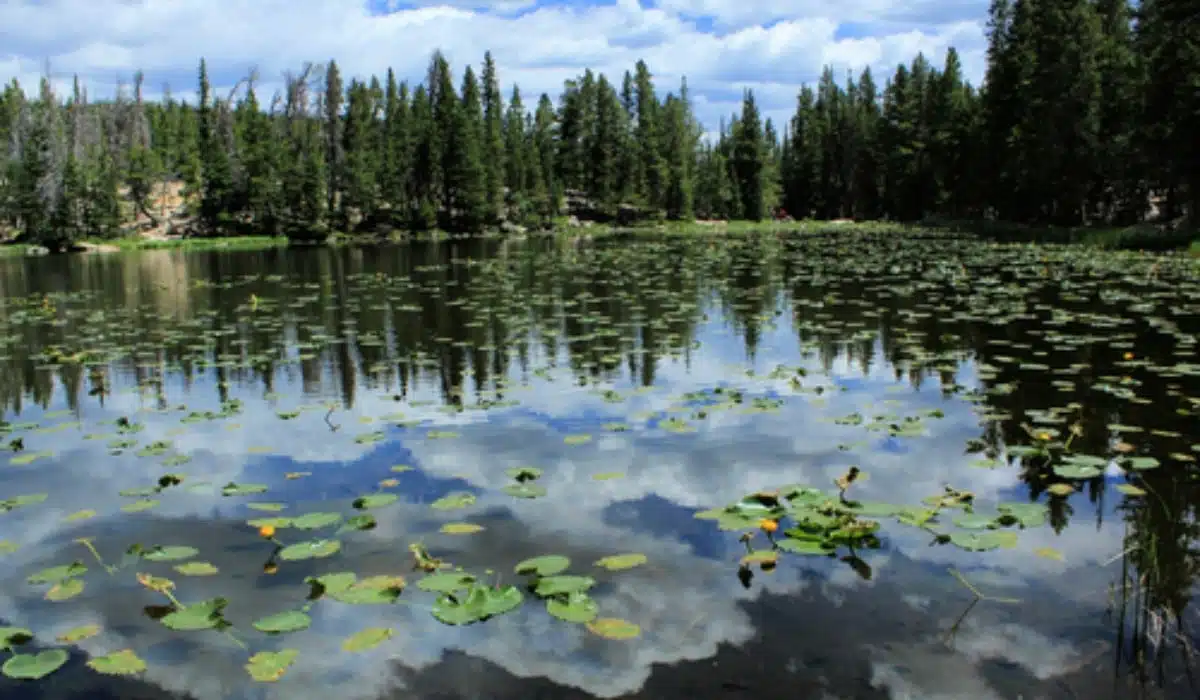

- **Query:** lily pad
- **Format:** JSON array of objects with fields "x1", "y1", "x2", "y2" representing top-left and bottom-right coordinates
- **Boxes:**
[
  {"x1": 339, "y1": 514, "x2": 378, "y2": 532},
  {"x1": 87, "y1": 649, "x2": 146, "y2": 676},
  {"x1": 27, "y1": 561, "x2": 87, "y2": 584},
  {"x1": 222, "y1": 482, "x2": 268, "y2": 497},
  {"x1": 432, "y1": 585, "x2": 523, "y2": 625},
  {"x1": 174, "y1": 561, "x2": 219, "y2": 576},
  {"x1": 342, "y1": 627, "x2": 393, "y2": 651},
  {"x1": 440, "y1": 522, "x2": 484, "y2": 535},
  {"x1": 514, "y1": 555, "x2": 571, "y2": 576},
  {"x1": 417, "y1": 572, "x2": 477, "y2": 593},
  {"x1": 56, "y1": 625, "x2": 99, "y2": 643},
  {"x1": 143, "y1": 545, "x2": 200, "y2": 562},
  {"x1": 431, "y1": 492, "x2": 476, "y2": 510},
  {"x1": 534, "y1": 575, "x2": 596, "y2": 597},
  {"x1": 547, "y1": 592, "x2": 599, "y2": 623},
  {"x1": 252, "y1": 610, "x2": 312, "y2": 634},
  {"x1": 291, "y1": 512, "x2": 343, "y2": 530},
  {"x1": 595, "y1": 553, "x2": 647, "y2": 571},
  {"x1": 329, "y1": 576, "x2": 406, "y2": 605},
  {"x1": 279, "y1": 539, "x2": 342, "y2": 561},
  {"x1": 946, "y1": 530, "x2": 1018, "y2": 552},
  {"x1": 160, "y1": 598, "x2": 227, "y2": 631},
  {"x1": 0, "y1": 627, "x2": 33, "y2": 650},
  {"x1": 2, "y1": 649, "x2": 69, "y2": 679},
  {"x1": 245, "y1": 649, "x2": 298, "y2": 682},
  {"x1": 586, "y1": 617, "x2": 640, "y2": 640},
  {"x1": 502, "y1": 483, "x2": 547, "y2": 498},
  {"x1": 353, "y1": 493, "x2": 398, "y2": 510},
  {"x1": 45, "y1": 578, "x2": 85, "y2": 602}
]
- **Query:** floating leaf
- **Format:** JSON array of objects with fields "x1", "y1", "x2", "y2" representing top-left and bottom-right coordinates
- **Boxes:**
[
  {"x1": 306, "y1": 572, "x2": 358, "y2": 598},
  {"x1": 329, "y1": 576, "x2": 406, "y2": 605},
  {"x1": 417, "y1": 572, "x2": 476, "y2": 594},
  {"x1": 339, "y1": 514, "x2": 377, "y2": 532},
  {"x1": 121, "y1": 499, "x2": 159, "y2": 513},
  {"x1": 174, "y1": 561, "x2": 219, "y2": 576},
  {"x1": 946, "y1": 530, "x2": 1018, "y2": 552},
  {"x1": 431, "y1": 492, "x2": 476, "y2": 510},
  {"x1": 160, "y1": 598, "x2": 227, "y2": 631},
  {"x1": 1116, "y1": 483, "x2": 1146, "y2": 496},
  {"x1": 291, "y1": 512, "x2": 342, "y2": 530},
  {"x1": 45, "y1": 578, "x2": 85, "y2": 602},
  {"x1": 776, "y1": 538, "x2": 835, "y2": 555},
  {"x1": 1125, "y1": 456, "x2": 1161, "y2": 471},
  {"x1": 342, "y1": 627, "x2": 392, "y2": 652},
  {"x1": 432, "y1": 585, "x2": 523, "y2": 625},
  {"x1": 1, "y1": 649, "x2": 69, "y2": 679},
  {"x1": 563, "y1": 434, "x2": 592, "y2": 445},
  {"x1": 87, "y1": 649, "x2": 146, "y2": 676},
  {"x1": 514, "y1": 555, "x2": 570, "y2": 577},
  {"x1": 27, "y1": 561, "x2": 87, "y2": 584},
  {"x1": 143, "y1": 545, "x2": 200, "y2": 562},
  {"x1": 222, "y1": 482, "x2": 268, "y2": 496},
  {"x1": 246, "y1": 502, "x2": 287, "y2": 512},
  {"x1": 278, "y1": 539, "x2": 342, "y2": 561},
  {"x1": 547, "y1": 592, "x2": 599, "y2": 623},
  {"x1": 1034, "y1": 547, "x2": 1065, "y2": 561},
  {"x1": 591, "y1": 472, "x2": 624, "y2": 481},
  {"x1": 505, "y1": 466, "x2": 542, "y2": 482},
  {"x1": 502, "y1": 483, "x2": 546, "y2": 499},
  {"x1": 252, "y1": 611, "x2": 312, "y2": 634},
  {"x1": 586, "y1": 618, "x2": 640, "y2": 640},
  {"x1": 56, "y1": 625, "x2": 99, "y2": 643},
  {"x1": 353, "y1": 493, "x2": 398, "y2": 510},
  {"x1": 440, "y1": 522, "x2": 484, "y2": 535},
  {"x1": 534, "y1": 575, "x2": 596, "y2": 597},
  {"x1": 64, "y1": 509, "x2": 96, "y2": 522},
  {"x1": 245, "y1": 649, "x2": 298, "y2": 682}
]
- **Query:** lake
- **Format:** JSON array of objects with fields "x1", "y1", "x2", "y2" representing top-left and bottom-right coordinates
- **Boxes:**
[{"x1": 0, "y1": 229, "x2": 1197, "y2": 700}]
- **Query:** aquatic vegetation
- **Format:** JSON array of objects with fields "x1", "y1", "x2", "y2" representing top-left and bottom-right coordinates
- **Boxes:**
[{"x1": 0, "y1": 230, "x2": 1196, "y2": 693}]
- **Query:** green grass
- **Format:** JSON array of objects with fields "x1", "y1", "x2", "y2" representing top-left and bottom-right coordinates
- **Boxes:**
[
  {"x1": 84, "y1": 235, "x2": 289, "y2": 251},
  {"x1": 923, "y1": 218, "x2": 1198, "y2": 251}
]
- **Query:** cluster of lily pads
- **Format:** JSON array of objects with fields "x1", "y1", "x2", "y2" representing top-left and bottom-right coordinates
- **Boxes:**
[{"x1": 0, "y1": 229, "x2": 1197, "y2": 690}]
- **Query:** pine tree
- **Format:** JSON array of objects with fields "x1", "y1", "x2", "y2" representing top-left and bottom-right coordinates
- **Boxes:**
[
  {"x1": 732, "y1": 90, "x2": 765, "y2": 221},
  {"x1": 481, "y1": 52, "x2": 506, "y2": 223}
]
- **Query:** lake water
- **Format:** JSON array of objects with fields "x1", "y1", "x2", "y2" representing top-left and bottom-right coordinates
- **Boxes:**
[{"x1": 0, "y1": 230, "x2": 1197, "y2": 700}]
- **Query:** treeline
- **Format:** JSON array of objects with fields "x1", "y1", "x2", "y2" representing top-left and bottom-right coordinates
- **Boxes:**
[{"x1": 0, "y1": 0, "x2": 1195, "y2": 249}]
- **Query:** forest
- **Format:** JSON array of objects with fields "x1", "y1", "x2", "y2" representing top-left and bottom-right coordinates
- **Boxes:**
[{"x1": 0, "y1": 0, "x2": 1195, "y2": 249}]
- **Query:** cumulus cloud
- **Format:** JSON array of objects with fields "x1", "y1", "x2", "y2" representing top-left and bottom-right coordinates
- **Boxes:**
[{"x1": 0, "y1": 0, "x2": 990, "y2": 137}]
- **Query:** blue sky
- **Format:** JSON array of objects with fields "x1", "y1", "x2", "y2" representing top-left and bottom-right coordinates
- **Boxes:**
[{"x1": 1, "y1": 0, "x2": 990, "y2": 134}]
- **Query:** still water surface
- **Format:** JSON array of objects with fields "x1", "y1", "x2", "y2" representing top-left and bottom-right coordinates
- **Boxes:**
[{"x1": 0, "y1": 232, "x2": 1197, "y2": 700}]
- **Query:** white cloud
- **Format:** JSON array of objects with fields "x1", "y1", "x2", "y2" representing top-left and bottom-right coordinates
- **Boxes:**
[{"x1": 0, "y1": 0, "x2": 989, "y2": 137}]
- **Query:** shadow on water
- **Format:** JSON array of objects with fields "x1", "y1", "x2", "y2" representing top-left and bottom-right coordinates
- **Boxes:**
[{"x1": 0, "y1": 231, "x2": 1197, "y2": 699}]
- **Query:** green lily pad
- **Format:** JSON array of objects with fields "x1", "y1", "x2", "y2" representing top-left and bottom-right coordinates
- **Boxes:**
[
  {"x1": 174, "y1": 561, "x2": 219, "y2": 576},
  {"x1": 547, "y1": 592, "x2": 599, "y2": 623},
  {"x1": 432, "y1": 585, "x2": 523, "y2": 625},
  {"x1": 245, "y1": 649, "x2": 298, "y2": 682},
  {"x1": 252, "y1": 610, "x2": 312, "y2": 634},
  {"x1": 440, "y1": 522, "x2": 484, "y2": 535},
  {"x1": 353, "y1": 493, "x2": 398, "y2": 510},
  {"x1": 160, "y1": 598, "x2": 227, "y2": 631},
  {"x1": 996, "y1": 502, "x2": 1047, "y2": 528},
  {"x1": 329, "y1": 575, "x2": 406, "y2": 605},
  {"x1": 502, "y1": 483, "x2": 547, "y2": 498},
  {"x1": 279, "y1": 539, "x2": 342, "y2": 561},
  {"x1": 514, "y1": 555, "x2": 571, "y2": 576},
  {"x1": 27, "y1": 561, "x2": 87, "y2": 584},
  {"x1": 595, "y1": 553, "x2": 647, "y2": 571},
  {"x1": 946, "y1": 530, "x2": 1018, "y2": 552},
  {"x1": 0, "y1": 493, "x2": 47, "y2": 511},
  {"x1": 339, "y1": 514, "x2": 378, "y2": 532},
  {"x1": 87, "y1": 649, "x2": 146, "y2": 675},
  {"x1": 291, "y1": 512, "x2": 343, "y2": 530},
  {"x1": 222, "y1": 482, "x2": 268, "y2": 496},
  {"x1": 246, "y1": 502, "x2": 287, "y2": 512},
  {"x1": 343, "y1": 627, "x2": 393, "y2": 651},
  {"x1": 431, "y1": 492, "x2": 476, "y2": 510},
  {"x1": 1053, "y1": 463, "x2": 1104, "y2": 479},
  {"x1": 534, "y1": 575, "x2": 596, "y2": 597},
  {"x1": 417, "y1": 572, "x2": 477, "y2": 593},
  {"x1": 45, "y1": 578, "x2": 85, "y2": 601},
  {"x1": 143, "y1": 546, "x2": 200, "y2": 562},
  {"x1": 776, "y1": 538, "x2": 835, "y2": 555},
  {"x1": 306, "y1": 572, "x2": 358, "y2": 597},
  {"x1": 586, "y1": 617, "x2": 640, "y2": 640},
  {"x1": 56, "y1": 625, "x2": 99, "y2": 643},
  {"x1": 1125, "y1": 456, "x2": 1161, "y2": 470},
  {"x1": 2, "y1": 649, "x2": 69, "y2": 679},
  {"x1": 121, "y1": 499, "x2": 159, "y2": 513}
]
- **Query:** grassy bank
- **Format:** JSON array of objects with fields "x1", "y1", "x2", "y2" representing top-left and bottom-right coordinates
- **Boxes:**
[{"x1": 922, "y1": 218, "x2": 1198, "y2": 251}]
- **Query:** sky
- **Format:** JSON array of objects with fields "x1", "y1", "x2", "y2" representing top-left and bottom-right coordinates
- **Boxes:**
[{"x1": 0, "y1": 0, "x2": 990, "y2": 136}]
